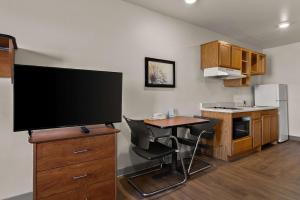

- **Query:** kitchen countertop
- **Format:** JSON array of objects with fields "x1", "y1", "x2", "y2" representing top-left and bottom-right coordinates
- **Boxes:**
[{"x1": 200, "y1": 106, "x2": 278, "y2": 113}]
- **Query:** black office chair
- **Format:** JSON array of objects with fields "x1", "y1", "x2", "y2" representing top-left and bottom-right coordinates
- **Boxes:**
[
  {"x1": 123, "y1": 116, "x2": 187, "y2": 197},
  {"x1": 178, "y1": 116, "x2": 219, "y2": 176}
]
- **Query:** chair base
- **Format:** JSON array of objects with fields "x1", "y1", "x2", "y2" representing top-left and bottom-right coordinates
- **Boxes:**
[
  {"x1": 127, "y1": 163, "x2": 186, "y2": 197},
  {"x1": 184, "y1": 157, "x2": 212, "y2": 176}
]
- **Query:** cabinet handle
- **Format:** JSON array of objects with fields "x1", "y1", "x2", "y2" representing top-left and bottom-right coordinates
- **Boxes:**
[
  {"x1": 73, "y1": 149, "x2": 89, "y2": 154},
  {"x1": 73, "y1": 174, "x2": 88, "y2": 180}
]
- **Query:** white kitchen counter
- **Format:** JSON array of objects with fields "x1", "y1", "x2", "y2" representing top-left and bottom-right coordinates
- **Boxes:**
[{"x1": 200, "y1": 106, "x2": 278, "y2": 113}]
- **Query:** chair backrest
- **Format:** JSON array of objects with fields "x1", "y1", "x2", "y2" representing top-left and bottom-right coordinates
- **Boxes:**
[
  {"x1": 189, "y1": 117, "x2": 220, "y2": 135},
  {"x1": 123, "y1": 116, "x2": 151, "y2": 150}
]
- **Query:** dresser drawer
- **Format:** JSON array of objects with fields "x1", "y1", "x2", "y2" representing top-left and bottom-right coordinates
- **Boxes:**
[
  {"x1": 37, "y1": 157, "x2": 115, "y2": 199},
  {"x1": 36, "y1": 134, "x2": 115, "y2": 171},
  {"x1": 86, "y1": 180, "x2": 115, "y2": 200},
  {"x1": 40, "y1": 190, "x2": 82, "y2": 200}
]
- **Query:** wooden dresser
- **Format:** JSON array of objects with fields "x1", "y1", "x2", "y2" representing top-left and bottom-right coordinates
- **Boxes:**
[
  {"x1": 29, "y1": 125, "x2": 119, "y2": 200},
  {"x1": 0, "y1": 34, "x2": 17, "y2": 78}
]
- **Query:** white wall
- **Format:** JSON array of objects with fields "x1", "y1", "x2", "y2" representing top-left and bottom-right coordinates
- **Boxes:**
[
  {"x1": 0, "y1": 0, "x2": 259, "y2": 198},
  {"x1": 263, "y1": 42, "x2": 300, "y2": 137}
]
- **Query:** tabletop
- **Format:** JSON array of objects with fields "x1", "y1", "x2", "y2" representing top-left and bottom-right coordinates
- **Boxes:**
[{"x1": 144, "y1": 116, "x2": 209, "y2": 129}]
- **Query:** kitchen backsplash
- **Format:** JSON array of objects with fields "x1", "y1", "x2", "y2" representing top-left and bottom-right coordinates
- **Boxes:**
[{"x1": 200, "y1": 94, "x2": 254, "y2": 109}]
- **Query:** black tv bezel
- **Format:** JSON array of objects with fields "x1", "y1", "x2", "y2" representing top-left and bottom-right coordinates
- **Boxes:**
[{"x1": 13, "y1": 64, "x2": 123, "y2": 132}]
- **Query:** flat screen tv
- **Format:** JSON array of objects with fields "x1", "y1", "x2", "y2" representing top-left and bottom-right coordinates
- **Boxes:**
[{"x1": 13, "y1": 64, "x2": 122, "y2": 132}]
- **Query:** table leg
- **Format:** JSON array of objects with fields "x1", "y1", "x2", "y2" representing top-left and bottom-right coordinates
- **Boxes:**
[{"x1": 171, "y1": 127, "x2": 178, "y2": 170}]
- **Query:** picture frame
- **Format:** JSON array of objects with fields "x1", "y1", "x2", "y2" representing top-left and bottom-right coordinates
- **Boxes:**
[{"x1": 145, "y1": 57, "x2": 175, "y2": 88}]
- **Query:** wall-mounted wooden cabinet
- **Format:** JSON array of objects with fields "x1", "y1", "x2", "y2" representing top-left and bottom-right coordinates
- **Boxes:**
[
  {"x1": 252, "y1": 53, "x2": 266, "y2": 75},
  {"x1": 201, "y1": 40, "x2": 267, "y2": 87},
  {"x1": 201, "y1": 40, "x2": 231, "y2": 69},
  {"x1": 231, "y1": 45, "x2": 242, "y2": 70},
  {"x1": 0, "y1": 34, "x2": 17, "y2": 78}
]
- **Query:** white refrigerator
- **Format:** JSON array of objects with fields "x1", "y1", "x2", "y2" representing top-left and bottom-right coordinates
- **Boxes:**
[{"x1": 254, "y1": 84, "x2": 289, "y2": 142}]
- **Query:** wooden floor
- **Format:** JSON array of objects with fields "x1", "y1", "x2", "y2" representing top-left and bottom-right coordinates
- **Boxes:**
[{"x1": 117, "y1": 141, "x2": 300, "y2": 200}]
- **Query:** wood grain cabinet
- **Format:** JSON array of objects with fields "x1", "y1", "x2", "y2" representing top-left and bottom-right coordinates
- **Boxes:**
[
  {"x1": 201, "y1": 40, "x2": 267, "y2": 87},
  {"x1": 231, "y1": 45, "x2": 242, "y2": 70},
  {"x1": 270, "y1": 114, "x2": 279, "y2": 142},
  {"x1": 29, "y1": 126, "x2": 119, "y2": 200},
  {"x1": 258, "y1": 54, "x2": 266, "y2": 74},
  {"x1": 261, "y1": 110, "x2": 278, "y2": 145},
  {"x1": 232, "y1": 136, "x2": 253, "y2": 156},
  {"x1": 0, "y1": 34, "x2": 17, "y2": 78},
  {"x1": 201, "y1": 40, "x2": 231, "y2": 69},
  {"x1": 252, "y1": 118, "x2": 262, "y2": 148},
  {"x1": 202, "y1": 109, "x2": 278, "y2": 161},
  {"x1": 251, "y1": 53, "x2": 266, "y2": 75},
  {"x1": 219, "y1": 42, "x2": 231, "y2": 68},
  {"x1": 261, "y1": 115, "x2": 271, "y2": 145}
]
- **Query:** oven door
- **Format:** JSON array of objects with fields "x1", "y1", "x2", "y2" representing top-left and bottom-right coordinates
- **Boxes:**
[{"x1": 233, "y1": 117, "x2": 251, "y2": 140}]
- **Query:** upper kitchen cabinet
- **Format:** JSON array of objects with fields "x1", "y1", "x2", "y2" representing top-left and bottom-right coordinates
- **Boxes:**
[
  {"x1": 201, "y1": 40, "x2": 231, "y2": 69},
  {"x1": 201, "y1": 40, "x2": 267, "y2": 87},
  {"x1": 231, "y1": 45, "x2": 242, "y2": 70},
  {"x1": 251, "y1": 53, "x2": 266, "y2": 75},
  {"x1": 219, "y1": 42, "x2": 231, "y2": 68},
  {"x1": 0, "y1": 34, "x2": 18, "y2": 78}
]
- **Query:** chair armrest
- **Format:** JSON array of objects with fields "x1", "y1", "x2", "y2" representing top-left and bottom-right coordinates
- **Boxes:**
[
  {"x1": 154, "y1": 134, "x2": 172, "y2": 140},
  {"x1": 166, "y1": 136, "x2": 180, "y2": 151},
  {"x1": 146, "y1": 126, "x2": 171, "y2": 142}
]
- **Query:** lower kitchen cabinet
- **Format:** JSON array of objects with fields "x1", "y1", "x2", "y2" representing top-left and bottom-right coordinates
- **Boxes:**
[
  {"x1": 252, "y1": 118, "x2": 262, "y2": 148},
  {"x1": 232, "y1": 136, "x2": 253, "y2": 155},
  {"x1": 202, "y1": 109, "x2": 278, "y2": 161},
  {"x1": 261, "y1": 110, "x2": 278, "y2": 145},
  {"x1": 262, "y1": 115, "x2": 271, "y2": 145},
  {"x1": 270, "y1": 114, "x2": 279, "y2": 142}
]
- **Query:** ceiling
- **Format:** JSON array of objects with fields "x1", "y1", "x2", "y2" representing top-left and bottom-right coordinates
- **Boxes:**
[{"x1": 124, "y1": 0, "x2": 300, "y2": 49}]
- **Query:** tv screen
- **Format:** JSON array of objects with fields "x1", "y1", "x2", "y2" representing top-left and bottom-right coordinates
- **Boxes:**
[{"x1": 13, "y1": 64, "x2": 122, "y2": 132}]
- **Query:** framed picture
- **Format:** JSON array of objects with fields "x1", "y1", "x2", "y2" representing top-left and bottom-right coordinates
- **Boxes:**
[{"x1": 145, "y1": 57, "x2": 175, "y2": 88}]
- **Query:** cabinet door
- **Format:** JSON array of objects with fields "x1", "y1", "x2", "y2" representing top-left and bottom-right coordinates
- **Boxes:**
[
  {"x1": 201, "y1": 41, "x2": 219, "y2": 69},
  {"x1": 270, "y1": 114, "x2": 279, "y2": 142},
  {"x1": 219, "y1": 43, "x2": 231, "y2": 68},
  {"x1": 231, "y1": 46, "x2": 242, "y2": 70},
  {"x1": 252, "y1": 119, "x2": 262, "y2": 148},
  {"x1": 262, "y1": 115, "x2": 271, "y2": 145}
]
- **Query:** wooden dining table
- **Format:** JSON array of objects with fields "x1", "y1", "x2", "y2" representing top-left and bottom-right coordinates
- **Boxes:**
[{"x1": 144, "y1": 116, "x2": 209, "y2": 169}]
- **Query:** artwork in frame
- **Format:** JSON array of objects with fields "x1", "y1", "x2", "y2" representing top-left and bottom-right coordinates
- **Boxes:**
[{"x1": 145, "y1": 57, "x2": 175, "y2": 88}]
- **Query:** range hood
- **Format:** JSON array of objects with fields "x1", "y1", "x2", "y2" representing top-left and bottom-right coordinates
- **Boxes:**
[{"x1": 204, "y1": 67, "x2": 246, "y2": 80}]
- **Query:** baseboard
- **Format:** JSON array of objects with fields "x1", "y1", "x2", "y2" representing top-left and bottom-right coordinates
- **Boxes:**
[
  {"x1": 289, "y1": 136, "x2": 300, "y2": 141},
  {"x1": 3, "y1": 192, "x2": 32, "y2": 200}
]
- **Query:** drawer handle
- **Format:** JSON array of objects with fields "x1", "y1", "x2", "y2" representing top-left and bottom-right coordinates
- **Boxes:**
[
  {"x1": 73, "y1": 149, "x2": 89, "y2": 154},
  {"x1": 73, "y1": 174, "x2": 88, "y2": 180}
]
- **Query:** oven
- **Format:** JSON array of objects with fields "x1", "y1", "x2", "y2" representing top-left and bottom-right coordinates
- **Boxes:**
[{"x1": 232, "y1": 117, "x2": 251, "y2": 140}]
